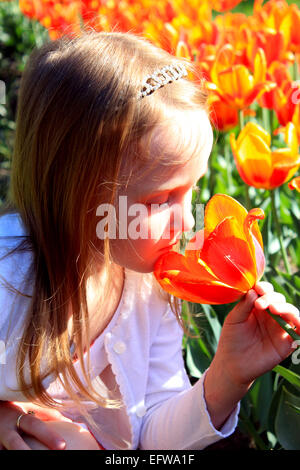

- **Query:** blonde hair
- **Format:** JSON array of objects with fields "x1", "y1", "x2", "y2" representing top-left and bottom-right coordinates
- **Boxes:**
[{"x1": 0, "y1": 31, "x2": 208, "y2": 416}]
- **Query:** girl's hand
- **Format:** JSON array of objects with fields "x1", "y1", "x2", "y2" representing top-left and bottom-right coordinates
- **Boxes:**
[
  {"x1": 0, "y1": 401, "x2": 68, "y2": 450},
  {"x1": 204, "y1": 281, "x2": 300, "y2": 429},
  {"x1": 217, "y1": 281, "x2": 300, "y2": 387}
]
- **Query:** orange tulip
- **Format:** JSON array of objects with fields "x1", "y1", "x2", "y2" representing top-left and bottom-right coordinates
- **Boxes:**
[
  {"x1": 207, "y1": 45, "x2": 276, "y2": 110},
  {"x1": 209, "y1": 96, "x2": 239, "y2": 132},
  {"x1": 258, "y1": 61, "x2": 297, "y2": 126},
  {"x1": 289, "y1": 4, "x2": 300, "y2": 54},
  {"x1": 248, "y1": 30, "x2": 294, "y2": 68},
  {"x1": 154, "y1": 194, "x2": 265, "y2": 305},
  {"x1": 288, "y1": 176, "x2": 300, "y2": 192},
  {"x1": 230, "y1": 122, "x2": 300, "y2": 189}
]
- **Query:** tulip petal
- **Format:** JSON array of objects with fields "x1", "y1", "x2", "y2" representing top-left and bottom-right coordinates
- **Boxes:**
[
  {"x1": 269, "y1": 150, "x2": 300, "y2": 188},
  {"x1": 199, "y1": 216, "x2": 257, "y2": 290},
  {"x1": 158, "y1": 278, "x2": 244, "y2": 305},
  {"x1": 235, "y1": 132, "x2": 273, "y2": 187},
  {"x1": 253, "y1": 48, "x2": 267, "y2": 85},
  {"x1": 237, "y1": 122, "x2": 271, "y2": 148},
  {"x1": 154, "y1": 250, "x2": 244, "y2": 304},
  {"x1": 285, "y1": 122, "x2": 299, "y2": 156},
  {"x1": 154, "y1": 195, "x2": 265, "y2": 306},
  {"x1": 154, "y1": 251, "x2": 219, "y2": 285},
  {"x1": 218, "y1": 65, "x2": 253, "y2": 98},
  {"x1": 243, "y1": 208, "x2": 265, "y2": 279},
  {"x1": 211, "y1": 44, "x2": 235, "y2": 85},
  {"x1": 288, "y1": 177, "x2": 300, "y2": 192},
  {"x1": 204, "y1": 193, "x2": 264, "y2": 253}
]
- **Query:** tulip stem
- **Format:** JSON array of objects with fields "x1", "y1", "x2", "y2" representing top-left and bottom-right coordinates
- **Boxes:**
[
  {"x1": 224, "y1": 137, "x2": 233, "y2": 189},
  {"x1": 270, "y1": 189, "x2": 291, "y2": 274},
  {"x1": 269, "y1": 110, "x2": 276, "y2": 147},
  {"x1": 267, "y1": 310, "x2": 300, "y2": 342},
  {"x1": 238, "y1": 110, "x2": 251, "y2": 209},
  {"x1": 294, "y1": 56, "x2": 299, "y2": 81},
  {"x1": 238, "y1": 109, "x2": 245, "y2": 130}
]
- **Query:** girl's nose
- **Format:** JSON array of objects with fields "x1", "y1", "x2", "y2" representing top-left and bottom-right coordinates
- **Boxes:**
[
  {"x1": 170, "y1": 201, "x2": 195, "y2": 234},
  {"x1": 182, "y1": 207, "x2": 195, "y2": 233}
]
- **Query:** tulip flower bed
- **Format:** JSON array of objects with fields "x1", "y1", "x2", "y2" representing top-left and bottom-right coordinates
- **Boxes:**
[{"x1": 1, "y1": 0, "x2": 300, "y2": 450}]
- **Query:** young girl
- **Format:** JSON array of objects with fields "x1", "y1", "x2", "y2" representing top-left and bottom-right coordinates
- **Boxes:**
[{"x1": 0, "y1": 31, "x2": 299, "y2": 451}]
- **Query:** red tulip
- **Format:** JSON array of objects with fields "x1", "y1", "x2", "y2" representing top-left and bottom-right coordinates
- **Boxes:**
[{"x1": 154, "y1": 194, "x2": 265, "y2": 305}]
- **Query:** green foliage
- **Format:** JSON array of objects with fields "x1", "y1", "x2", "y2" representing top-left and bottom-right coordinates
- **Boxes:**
[
  {"x1": 0, "y1": 0, "x2": 48, "y2": 205},
  {"x1": 1, "y1": 0, "x2": 300, "y2": 451},
  {"x1": 184, "y1": 105, "x2": 300, "y2": 448}
]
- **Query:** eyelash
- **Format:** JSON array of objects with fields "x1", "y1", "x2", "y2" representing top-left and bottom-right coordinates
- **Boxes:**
[
  {"x1": 146, "y1": 197, "x2": 171, "y2": 206},
  {"x1": 146, "y1": 185, "x2": 198, "y2": 206}
]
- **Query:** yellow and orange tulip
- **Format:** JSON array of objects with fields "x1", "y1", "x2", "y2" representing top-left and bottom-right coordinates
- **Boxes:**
[
  {"x1": 207, "y1": 45, "x2": 276, "y2": 110},
  {"x1": 154, "y1": 194, "x2": 265, "y2": 305},
  {"x1": 288, "y1": 176, "x2": 300, "y2": 192},
  {"x1": 209, "y1": 95, "x2": 239, "y2": 132},
  {"x1": 230, "y1": 122, "x2": 300, "y2": 189},
  {"x1": 258, "y1": 61, "x2": 298, "y2": 126}
]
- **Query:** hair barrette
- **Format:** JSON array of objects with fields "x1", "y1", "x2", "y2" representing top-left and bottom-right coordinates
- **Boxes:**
[{"x1": 137, "y1": 63, "x2": 188, "y2": 100}]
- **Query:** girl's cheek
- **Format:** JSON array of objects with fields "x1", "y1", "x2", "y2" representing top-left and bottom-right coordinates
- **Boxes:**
[
  {"x1": 147, "y1": 209, "x2": 172, "y2": 240},
  {"x1": 126, "y1": 211, "x2": 167, "y2": 241}
]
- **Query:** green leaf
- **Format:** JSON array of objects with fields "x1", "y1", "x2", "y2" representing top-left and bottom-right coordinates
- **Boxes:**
[
  {"x1": 273, "y1": 365, "x2": 300, "y2": 390},
  {"x1": 275, "y1": 385, "x2": 300, "y2": 449},
  {"x1": 200, "y1": 303, "x2": 222, "y2": 352},
  {"x1": 287, "y1": 402, "x2": 300, "y2": 414},
  {"x1": 185, "y1": 339, "x2": 211, "y2": 378},
  {"x1": 249, "y1": 372, "x2": 273, "y2": 432}
]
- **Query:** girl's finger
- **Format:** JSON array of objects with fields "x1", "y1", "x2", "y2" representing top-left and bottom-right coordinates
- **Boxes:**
[
  {"x1": 18, "y1": 414, "x2": 66, "y2": 450},
  {"x1": 2, "y1": 431, "x2": 31, "y2": 450},
  {"x1": 268, "y1": 302, "x2": 300, "y2": 318},
  {"x1": 31, "y1": 409, "x2": 72, "y2": 423},
  {"x1": 227, "y1": 289, "x2": 259, "y2": 323},
  {"x1": 254, "y1": 292, "x2": 286, "y2": 310},
  {"x1": 266, "y1": 304, "x2": 300, "y2": 337},
  {"x1": 13, "y1": 402, "x2": 71, "y2": 422},
  {"x1": 254, "y1": 282, "x2": 274, "y2": 296}
]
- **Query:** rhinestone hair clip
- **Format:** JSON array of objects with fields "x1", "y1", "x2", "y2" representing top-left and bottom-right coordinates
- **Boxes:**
[{"x1": 137, "y1": 63, "x2": 188, "y2": 100}]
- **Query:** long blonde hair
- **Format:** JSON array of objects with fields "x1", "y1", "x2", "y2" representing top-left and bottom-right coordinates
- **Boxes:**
[{"x1": 0, "y1": 31, "x2": 208, "y2": 413}]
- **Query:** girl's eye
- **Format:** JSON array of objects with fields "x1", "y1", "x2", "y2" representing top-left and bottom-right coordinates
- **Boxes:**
[{"x1": 146, "y1": 195, "x2": 170, "y2": 206}]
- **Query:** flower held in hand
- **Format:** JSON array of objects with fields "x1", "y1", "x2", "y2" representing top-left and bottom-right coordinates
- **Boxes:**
[{"x1": 154, "y1": 194, "x2": 265, "y2": 305}]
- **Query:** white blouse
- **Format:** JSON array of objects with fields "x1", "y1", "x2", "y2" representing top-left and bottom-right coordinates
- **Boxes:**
[{"x1": 0, "y1": 212, "x2": 240, "y2": 450}]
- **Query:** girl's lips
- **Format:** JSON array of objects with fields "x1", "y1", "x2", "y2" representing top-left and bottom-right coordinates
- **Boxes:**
[{"x1": 159, "y1": 237, "x2": 181, "y2": 251}]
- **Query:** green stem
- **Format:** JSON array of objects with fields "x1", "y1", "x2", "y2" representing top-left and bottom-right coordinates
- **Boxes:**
[
  {"x1": 224, "y1": 137, "x2": 233, "y2": 190},
  {"x1": 238, "y1": 110, "x2": 251, "y2": 209},
  {"x1": 267, "y1": 310, "x2": 300, "y2": 342},
  {"x1": 262, "y1": 107, "x2": 270, "y2": 134},
  {"x1": 269, "y1": 109, "x2": 276, "y2": 147},
  {"x1": 270, "y1": 189, "x2": 291, "y2": 274},
  {"x1": 294, "y1": 55, "x2": 299, "y2": 82},
  {"x1": 208, "y1": 146, "x2": 216, "y2": 197},
  {"x1": 238, "y1": 109, "x2": 245, "y2": 130}
]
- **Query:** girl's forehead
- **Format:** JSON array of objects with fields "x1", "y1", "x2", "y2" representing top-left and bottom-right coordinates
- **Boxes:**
[
  {"x1": 124, "y1": 109, "x2": 213, "y2": 193},
  {"x1": 140, "y1": 109, "x2": 212, "y2": 172}
]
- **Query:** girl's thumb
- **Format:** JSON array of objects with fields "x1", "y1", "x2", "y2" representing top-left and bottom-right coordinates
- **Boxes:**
[{"x1": 227, "y1": 289, "x2": 259, "y2": 324}]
